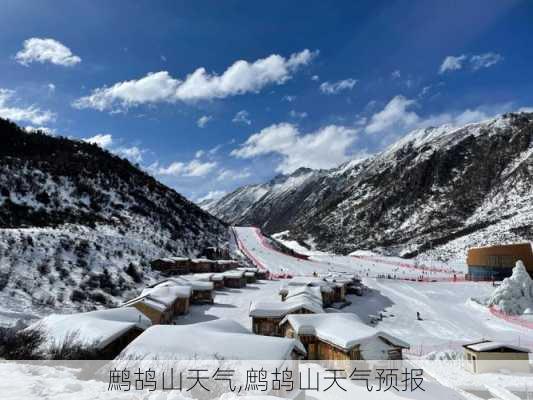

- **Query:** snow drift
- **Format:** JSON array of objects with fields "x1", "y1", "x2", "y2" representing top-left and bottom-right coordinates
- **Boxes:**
[{"x1": 487, "y1": 261, "x2": 533, "y2": 315}]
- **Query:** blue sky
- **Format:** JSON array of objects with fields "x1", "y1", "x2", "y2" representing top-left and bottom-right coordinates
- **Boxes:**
[{"x1": 1, "y1": 0, "x2": 533, "y2": 202}]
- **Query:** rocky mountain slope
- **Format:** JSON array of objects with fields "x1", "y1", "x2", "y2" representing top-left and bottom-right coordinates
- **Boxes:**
[
  {"x1": 207, "y1": 112, "x2": 533, "y2": 260},
  {"x1": 0, "y1": 118, "x2": 227, "y2": 324}
]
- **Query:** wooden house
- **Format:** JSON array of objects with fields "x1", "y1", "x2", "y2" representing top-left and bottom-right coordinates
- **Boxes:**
[
  {"x1": 35, "y1": 307, "x2": 151, "y2": 359},
  {"x1": 280, "y1": 313, "x2": 409, "y2": 361},
  {"x1": 190, "y1": 258, "x2": 215, "y2": 273},
  {"x1": 463, "y1": 340, "x2": 531, "y2": 373},
  {"x1": 189, "y1": 273, "x2": 225, "y2": 290},
  {"x1": 168, "y1": 277, "x2": 215, "y2": 304},
  {"x1": 123, "y1": 283, "x2": 192, "y2": 324},
  {"x1": 222, "y1": 270, "x2": 247, "y2": 288},
  {"x1": 280, "y1": 277, "x2": 335, "y2": 306},
  {"x1": 213, "y1": 259, "x2": 240, "y2": 272},
  {"x1": 202, "y1": 246, "x2": 230, "y2": 260},
  {"x1": 250, "y1": 296, "x2": 324, "y2": 337}
]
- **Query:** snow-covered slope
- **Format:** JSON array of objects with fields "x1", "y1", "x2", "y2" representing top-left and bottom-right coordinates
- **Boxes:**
[
  {"x1": 210, "y1": 112, "x2": 533, "y2": 259},
  {"x1": 0, "y1": 118, "x2": 227, "y2": 325}
]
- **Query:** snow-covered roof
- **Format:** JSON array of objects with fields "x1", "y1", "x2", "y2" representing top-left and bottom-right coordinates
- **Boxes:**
[
  {"x1": 119, "y1": 319, "x2": 305, "y2": 360},
  {"x1": 191, "y1": 258, "x2": 216, "y2": 264},
  {"x1": 285, "y1": 286, "x2": 323, "y2": 302},
  {"x1": 280, "y1": 313, "x2": 409, "y2": 352},
  {"x1": 169, "y1": 256, "x2": 190, "y2": 262},
  {"x1": 223, "y1": 270, "x2": 245, "y2": 278},
  {"x1": 280, "y1": 278, "x2": 333, "y2": 294},
  {"x1": 250, "y1": 296, "x2": 324, "y2": 318},
  {"x1": 34, "y1": 307, "x2": 151, "y2": 350},
  {"x1": 166, "y1": 276, "x2": 214, "y2": 291},
  {"x1": 464, "y1": 340, "x2": 530, "y2": 353},
  {"x1": 141, "y1": 282, "x2": 192, "y2": 302}
]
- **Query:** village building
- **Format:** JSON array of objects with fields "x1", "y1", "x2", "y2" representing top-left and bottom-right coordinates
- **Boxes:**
[
  {"x1": 250, "y1": 296, "x2": 324, "y2": 337},
  {"x1": 222, "y1": 270, "x2": 247, "y2": 288},
  {"x1": 467, "y1": 243, "x2": 533, "y2": 280},
  {"x1": 123, "y1": 283, "x2": 192, "y2": 324},
  {"x1": 190, "y1": 258, "x2": 216, "y2": 273},
  {"x1": 149, "y1": 257, "x2": 191, "y2": 275},
  {"x1": 213, "y1": 259, "x2": 240, "y2": 272},
  {"x1": 188, "y1": 272, "x2": 225, "y2": 290},
  {"x1": 202, "y1": 246, "x2": 230, "y2": 260},
  {"x1": 280, "y1": 277, "x2": 335, "y2": 306},
  {"x1": 168, "y1": 276, "x2": 215, "y2": 304},
  {"x1": 35, "y1": 307, "x2": 151, "y2": 359},
  {"x1": 279, "y1": 313, "x2": 409, "y2": 361},
  {"x1": 463, "y1": 340, "x2": 531, "y2": 373},
  {"x1": 283, "y1": 286, "x2": 323, "y2": 305}
]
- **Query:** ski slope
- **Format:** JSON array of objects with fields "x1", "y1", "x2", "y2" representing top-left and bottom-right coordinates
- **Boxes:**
[{"x1": 233, "y1": 226, "x2": 533, "y2": 352}]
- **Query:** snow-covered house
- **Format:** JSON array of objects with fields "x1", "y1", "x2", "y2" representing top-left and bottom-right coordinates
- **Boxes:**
[
  {"x1": 35, "y1": 307, "x2": 151, "y2": 358},
  {"x1": 279, "y1": 277, "x2": 335, "y2": 306},
  {"x1": 191, "y1": 258, "x2": 216, "y2": 273},
  {"x1": 150, "y1": 257, "x2": 192, "y2": 275},
  {"x1": 250, "y1": 296, "x2": 324, "y2": 337},
  {"x1": 118, "y1": 319, "x2": 306, "y2": 360},
  {"x1": 279, "y1": 313, "x2": 409, "y2": 360},
  {"x1": 123, "y1": 282, "x2": 192, "y2": 323},
  {"x1": 222, "y1": 270, "x2": 247, "y2": 288},
  {"x1": 189, "y1": 272, "x2": 226, "y2": 290},
  {"x1": 283, "y1": 286, "x2": 323, "y2": 305},
  {"x1": 213, "y1": 259, "x2": 240, "y2": 272},
  {"x1": 463, "y1": 340, "x2": 531, "y2": 373},
  {"x1": 168, "y1": 276, "x2": 215, "y2": 303}
]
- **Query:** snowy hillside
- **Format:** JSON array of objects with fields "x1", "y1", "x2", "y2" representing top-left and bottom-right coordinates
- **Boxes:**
[
  {"x1": 0, "y1": 118, "x2": 227, "y2": 325},
  {"x1": 209, "y1": 112, "x2": 533, "y2": 259}
]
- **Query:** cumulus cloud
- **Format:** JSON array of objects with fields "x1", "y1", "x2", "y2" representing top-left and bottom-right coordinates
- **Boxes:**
[
  {"x1": 232, "y1": 110, "x2": 251, "y2": 125},
  {"x1": 365, "y1": 95, "x2": 513, "y2": 140},
  {"x1": 156, "y1": 159, "x2": 217, "y2": 177},
  {"x1": 73, "y1": 49, "x2": 318, "y2": 111},
  {"x1": 115, "y1": 146, "x2": 144, "y2": 163},
  {"x1": 197, "y1": 115, "x2": 212, "y2": 128},
  {"x1": 15, "y1": 38, "x2": 81, "y2": 67},
  {"x1": 232, "y1": 123, "x2": 358, "y2": 173},
  {"x1": 391, "y1": 70, "x2": 401, "y2": 79},
  {"x1": 319, "y1": 78, "x2": 357, "y2": 94},
  {"x1": 0, "y1": 88, "x2": 56, "y2": 125},
  {"x1": 83, "y1": 133, "x2": 113, "y2": 148},
  {"x1": 24, "y1": 126, "x2": 56, "y2": 136},
  {"x1": 365, "y1": 96, "x2": 419, "y2": 134},
  {"x1": 439, "y1": 52, "x2": 502, "y2": 73},
  {"x1": 197, "y1": 190, "x2": 227, "y2": 204},
  {"x1": 217, "y1": 169, "x2": 251, "y2": 181}
]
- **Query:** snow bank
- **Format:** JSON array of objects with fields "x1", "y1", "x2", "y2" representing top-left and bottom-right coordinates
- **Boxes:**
[{"x1": 487, "y1": 261, "x2": 533, "y2": 315}]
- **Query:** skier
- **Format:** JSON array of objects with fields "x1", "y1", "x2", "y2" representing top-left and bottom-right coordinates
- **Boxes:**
[{"x1": 417, "y1": 311, "x2": 422, "y2": 321}]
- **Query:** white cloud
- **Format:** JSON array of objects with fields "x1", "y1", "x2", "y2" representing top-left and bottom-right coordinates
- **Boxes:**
[
  {"x1": 197, "y1": 190, "x2": 227, "y2": 203},
  {"x1": 365, "y1": 95, "x2": 419, "y2": 134},
  {"x1": 0, "y1": 88, "x2": 56, "y2": 125},
  {"x1": 24, "y1": 126, "x2": 56, "y2": 136},
  {"x1": 311, "y1": 75, "x2": 319, "y2": 81},
  {"x1": 83, "y1": 133, "x2": 113, "y2": 148},
  {"x1": 47, "y1": 83, "x2": 56, "y2": 93},
  {"x1": 232, "y1": 123, "x2": 358, "y2": 173},
  {"x1": 518, "y1": 106, "x2": 533, "y2": 113},
  {"x1": 217, "y1": 169, "x2": 251, "y2": 181},
  {"x1": 232, "y1": 110, "x2": 251, "y2": 125},
  {"x1": 439, "y1": 55, "x2": 467, "y2": 73},
  {"x1": 439, "y1": 52, "x2": 502, "y2": 74},
  {"x1": 115, "y1": 146, "x2": 144, "y2": 163},
  {"x1": 289, "y1": 110, "x2": 308, "y2": 119},
  {"x1": 365, "y1": 95, "x2": 513, "y2": 140},
  {"x1": 195, "y1": 150, "x2": 205, "y2": 158},
  {"x1": 15, "y1": 38, "x2": 81, "y2": 67},
  {"x1": 197, "y1": 115, "x2": 212, "y2": 128},
  {"x1": 391, "y1": 70, "x2": 401, "y2": 79},
  {"x1": 282, "y1": 95, "x2": 296, "y2": 102},
  {"x1": 73, "y1": 49, "x2": 318, "y2": 111},
  {"x1": 320, "y1": 78, "x2": 358, "y2": 95},
  {"x1": 157, "y1": 159, "x2": 217, "y2": 177},
  {"x1": 470, "y1": 52, "x2": 503, "y2": 70}
]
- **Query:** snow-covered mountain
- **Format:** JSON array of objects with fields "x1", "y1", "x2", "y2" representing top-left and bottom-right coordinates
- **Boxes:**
[
  {"x1": 207, "y1": 112, "x2": 533, "y2": 259},
  {"x1": 0, "y1": 118, "x2": 227, "y2": 324}
]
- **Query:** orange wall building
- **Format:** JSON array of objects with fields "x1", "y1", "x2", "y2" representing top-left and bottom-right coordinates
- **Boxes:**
[{"x1": 467, "y1": 243, "x2": 533, "y2": 280}]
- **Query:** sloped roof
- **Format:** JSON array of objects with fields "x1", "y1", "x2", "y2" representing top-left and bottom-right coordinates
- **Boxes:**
[
  {"x1": 280, "y1": 313, "x2": 409, "y2": 352},
  {"x1": 250, "y1": 295, "x2": 324, "y2": 318},
  {"x1": 34, "y1": 307, "x2": 151, "y2": 350},
  {"x1": 464, "y1": 340, "x2": 530, "y2": 353},
  {"x1": 118, "y1": 319, "x2": 306, "y2": 360}
]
